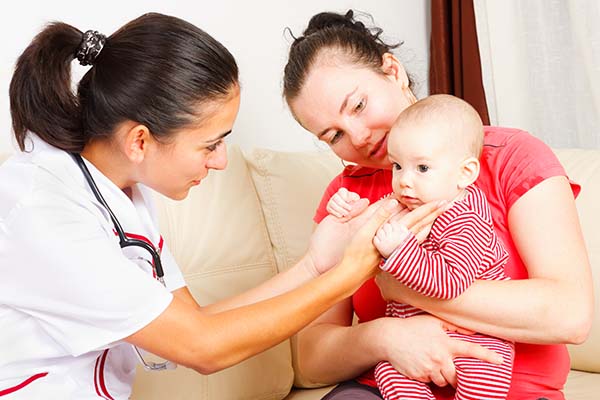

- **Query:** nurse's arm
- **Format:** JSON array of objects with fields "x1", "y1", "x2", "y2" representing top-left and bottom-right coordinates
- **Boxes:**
[
  {"x1": 197, "y1": 199, "x2": 444, "y2": 315},
  {"x1": 170, "y1": 253, "x2": 318, "y2": 315},
  {"x1": 125, "y1": 200, "x2": 396, "y2": 374}
]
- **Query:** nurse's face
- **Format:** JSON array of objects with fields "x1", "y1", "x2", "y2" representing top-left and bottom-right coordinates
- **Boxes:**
[
  {"x1": 145, "y1": 89, "x2": 240, "y2": 200},
  {"x1": 289, "y1": 54, "x2": 417, "y2": 169}
]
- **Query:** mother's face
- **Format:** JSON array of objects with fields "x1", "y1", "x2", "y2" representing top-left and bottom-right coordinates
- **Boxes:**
[{"x1": 290, "y1": 54, "x2": 416, "y2": 169}]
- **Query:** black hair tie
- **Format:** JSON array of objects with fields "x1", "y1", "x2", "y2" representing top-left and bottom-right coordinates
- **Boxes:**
[{"x1": 76, "y1": 30, "x2": 106, "y2": 66}]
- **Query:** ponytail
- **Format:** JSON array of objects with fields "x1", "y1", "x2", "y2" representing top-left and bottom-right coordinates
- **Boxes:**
[
  {"x1": 9, "y1": 23, "x2": 85, "y2": 152},
  {"x1": 10, "y1": 13, "x2": 239, "y2": 153}
]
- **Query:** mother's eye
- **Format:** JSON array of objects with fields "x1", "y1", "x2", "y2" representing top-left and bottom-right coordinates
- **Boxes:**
[{"x1": 330, "y1": 130, "x2": 344, "y2": 145}]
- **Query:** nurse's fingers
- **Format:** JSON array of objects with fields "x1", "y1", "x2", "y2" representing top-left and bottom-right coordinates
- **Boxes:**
[{"x1": 397, "y1": 201, "x2": 447, "y2": 238}]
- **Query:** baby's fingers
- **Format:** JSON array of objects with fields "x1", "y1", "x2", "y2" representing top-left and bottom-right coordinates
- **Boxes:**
[
  {"x1": 347, "y1": 198, "x2": 369, "y2": 219},
  {"x1": 327, "y1": 201, "x2": 350, "y2": 218},
  {"x1": 347, "y1": 191, "x2": 360, "y2": 202}
]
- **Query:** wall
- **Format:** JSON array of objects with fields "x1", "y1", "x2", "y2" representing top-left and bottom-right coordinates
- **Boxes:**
[{"x1": 0, "y1": 0, "x2": 430, "y2": 154}]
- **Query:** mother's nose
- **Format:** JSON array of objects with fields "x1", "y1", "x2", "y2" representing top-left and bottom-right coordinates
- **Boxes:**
[{"x1": 348, "y1": 126, "x2": 372, "y2": 148}]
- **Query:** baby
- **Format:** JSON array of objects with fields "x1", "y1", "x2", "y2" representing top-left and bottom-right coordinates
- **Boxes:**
[{"x1": 327, "y1": 94, "x2": 514, "y2": 400}]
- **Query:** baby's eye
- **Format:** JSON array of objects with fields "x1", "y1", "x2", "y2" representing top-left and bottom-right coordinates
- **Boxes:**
[
  {"x1": 354, "y1": 98, "x2": 365, "y2": 112},
  {"x1": 417, "y1": 164, "x2": 430, "y2": 173},
  {"x1": 392, "y1": 162, "x2": 402, "y2": 171}
]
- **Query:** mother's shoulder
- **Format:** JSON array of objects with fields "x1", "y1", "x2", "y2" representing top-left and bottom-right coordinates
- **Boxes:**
[
  {"x1": 483, "y1": 125, "x2": 552, "y2": 154},
  {"x1": 484, "y1": 125, "x2": 533, "y2": 146}
]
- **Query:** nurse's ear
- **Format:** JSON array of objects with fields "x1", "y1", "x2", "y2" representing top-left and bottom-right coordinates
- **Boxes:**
[{"x1": 123, "y1": 124, "x2": 152, "y2": 164}]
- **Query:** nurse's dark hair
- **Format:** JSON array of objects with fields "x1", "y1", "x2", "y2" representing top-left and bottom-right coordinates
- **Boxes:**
[
  {"x1": 283, "y1": 9, "x2": 406, "y2": 105},
  {"x1": 9, "y1": 13, "x2": 239, "y2": 152}
]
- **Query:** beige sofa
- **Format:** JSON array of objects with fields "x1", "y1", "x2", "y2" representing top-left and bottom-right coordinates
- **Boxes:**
[
  {"x1": 1, "y1": 146, "x2": 598, "y2": 399},
  {"x1": 132, "y1": 145, "x2": 600, "y2": 400}
]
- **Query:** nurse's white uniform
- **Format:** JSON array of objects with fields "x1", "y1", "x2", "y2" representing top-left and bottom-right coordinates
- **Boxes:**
[{"x1": 0, "y1": 136, "x2": 186, "y2": 398}]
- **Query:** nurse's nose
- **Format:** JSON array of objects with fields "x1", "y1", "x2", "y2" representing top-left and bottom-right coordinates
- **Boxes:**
[{"x1": 207, "y1": 143, "x2": 228, "y2": 170}]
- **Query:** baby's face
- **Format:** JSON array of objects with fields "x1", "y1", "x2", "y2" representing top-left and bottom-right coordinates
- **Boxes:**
[{"x1": 388, "y1": 122, "x2": 466, "y2": 210}]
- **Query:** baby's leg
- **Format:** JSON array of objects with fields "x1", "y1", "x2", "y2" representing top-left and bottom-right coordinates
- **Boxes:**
[
  {"x1": 375, "y1": 361, "x2": 435, "y2": 400},
  {"x1": 447, "y1": 332, "x2": 514, "y2": 400}
]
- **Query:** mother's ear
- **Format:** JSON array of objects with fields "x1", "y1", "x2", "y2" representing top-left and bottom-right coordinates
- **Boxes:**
[
  {"x1": 381, "y1": 53, "x2": 416, "y2": 105},
  {"x1": 381, "y1": 53, "x2": 410, "y2": 88},
  {"x1": 458, "y1": 157, "x2": 481, "y2": 189}
]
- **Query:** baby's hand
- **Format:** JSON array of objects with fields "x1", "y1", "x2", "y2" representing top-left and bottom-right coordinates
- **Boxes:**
[
  {"x1": 326, "y1": 188, "x2": 368, "y2": 222},
  {"x1": 373, "y1": 219, "x2": 410, "y2": 258}
]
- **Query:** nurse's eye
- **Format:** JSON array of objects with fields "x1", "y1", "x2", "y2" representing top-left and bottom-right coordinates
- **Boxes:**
[
  {"x1": 206, "y1": 140, "x2": 223, "y2": 152},
  {"x1": 330, "y1": 130, "x2": 344, "y2": 145},
  {"x1": 392, "y1": 162, "x2": 402, "y2": 171},
  {"x1": 417, "y1": 164, "x2": 430, "y2": 173}
]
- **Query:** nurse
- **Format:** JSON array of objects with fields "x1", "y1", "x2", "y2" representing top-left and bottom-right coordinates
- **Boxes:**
[{"x1": 0, "y1": 12, "x2": 450, "y2": 399}]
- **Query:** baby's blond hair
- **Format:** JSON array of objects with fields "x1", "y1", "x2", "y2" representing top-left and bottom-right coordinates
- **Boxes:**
[{"x1": 395, "y1": 94, "x2": 484, "y2": 159}]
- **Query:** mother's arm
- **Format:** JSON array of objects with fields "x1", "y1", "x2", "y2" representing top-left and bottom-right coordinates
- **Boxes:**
[
  {"x1": 377, "y1": 176, "x2": 594, "y2": 344},
  {"x1": 294, "y1": 201, "x2": 503, "y2": 388},
  {"x1": 294, "y1": 297, "x2": 501, "y2": 388}
]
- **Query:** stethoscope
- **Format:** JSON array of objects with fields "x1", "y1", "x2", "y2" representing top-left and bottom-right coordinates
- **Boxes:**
[
  {"x1": 72, "y1": 153, "x2": 175, "y2": 371},
  {"x1": 72, "y1": 153, "x2": 165, "y2": 284}
]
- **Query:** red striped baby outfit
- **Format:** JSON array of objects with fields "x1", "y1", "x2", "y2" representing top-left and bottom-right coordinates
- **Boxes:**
[{"x1": 375, "y1": 185, "x2": 514, "y2": 400}]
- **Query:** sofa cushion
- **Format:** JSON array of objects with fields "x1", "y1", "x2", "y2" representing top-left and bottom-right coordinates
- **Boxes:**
[
  {"x1": 244, "y1": 148, "x2": 342, "y2": 273},
  {"x1": 131, "y1": 145, "x2": 294, "y2": 400},
  {"x1": 563, "y1": 369, "x2": 600, "y2": 399},
  {"x1": 245, "y1": 148, "x2": 343, "y2": 389},
  {"x1": 554, "y1": 149, "x2": 600, "y2": 373}
]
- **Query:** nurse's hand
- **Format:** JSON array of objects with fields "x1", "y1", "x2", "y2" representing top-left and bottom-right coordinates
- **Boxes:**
[
  {"x1": 377, "y1": 315, "x2": 503, "y2": 388},
  {"x1": 308, "y1": 199, "x2": 447, "y2": 276}
]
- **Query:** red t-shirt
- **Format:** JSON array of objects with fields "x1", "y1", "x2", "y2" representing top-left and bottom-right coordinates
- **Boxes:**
[{"x1": 314, "y1": 127, "x2": 581, "y2": 400}]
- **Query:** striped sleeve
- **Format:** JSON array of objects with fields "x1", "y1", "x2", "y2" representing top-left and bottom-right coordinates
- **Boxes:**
[{"x1": 381, "y1": 211, "x2": 492, "y2": 299}]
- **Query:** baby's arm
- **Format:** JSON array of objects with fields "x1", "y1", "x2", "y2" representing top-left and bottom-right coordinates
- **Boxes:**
[
  {"x1": 326, "y1": 188, "x2": 369, "y2": 222},
  {"x1": 382, "y1": 212, "x2": 492, "y2": 299},
  {"x1": 373, "y1": 219, "x2": 410, "y2": 258}
]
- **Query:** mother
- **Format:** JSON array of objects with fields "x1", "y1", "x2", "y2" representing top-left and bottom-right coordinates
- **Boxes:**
[{"x1": 283, "y1": 10, "x2": 593, "y2": 400}]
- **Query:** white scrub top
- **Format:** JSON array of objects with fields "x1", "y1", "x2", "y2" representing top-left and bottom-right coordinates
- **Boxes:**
[{"x1": 0, "y1": 136, "x2": 186, "y2": 399}]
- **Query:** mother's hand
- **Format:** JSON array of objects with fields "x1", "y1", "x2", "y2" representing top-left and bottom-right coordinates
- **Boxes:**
[
  {"x1": 376, "y1": 271, "x2": 412, "y2": 303},
  {"x1": 309, "y1": 199, "x2": 447, "y2": 275},
  {"x1": 378, "y1": 315, "x2": 503, "y2": 388}
]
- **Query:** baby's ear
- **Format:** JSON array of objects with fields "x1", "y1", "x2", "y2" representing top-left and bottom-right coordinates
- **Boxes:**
[{"x1": 458, "y1": 157, "x2": 480, "y2": 189}]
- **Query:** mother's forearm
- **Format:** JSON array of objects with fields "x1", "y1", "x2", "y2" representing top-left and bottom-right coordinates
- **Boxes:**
[
  {"x1": 404, "y1": 278, "x2": 591, "y2": 345},
  {"x1": 296, "y1": 319, "x2": 387, "y2": 385}
]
